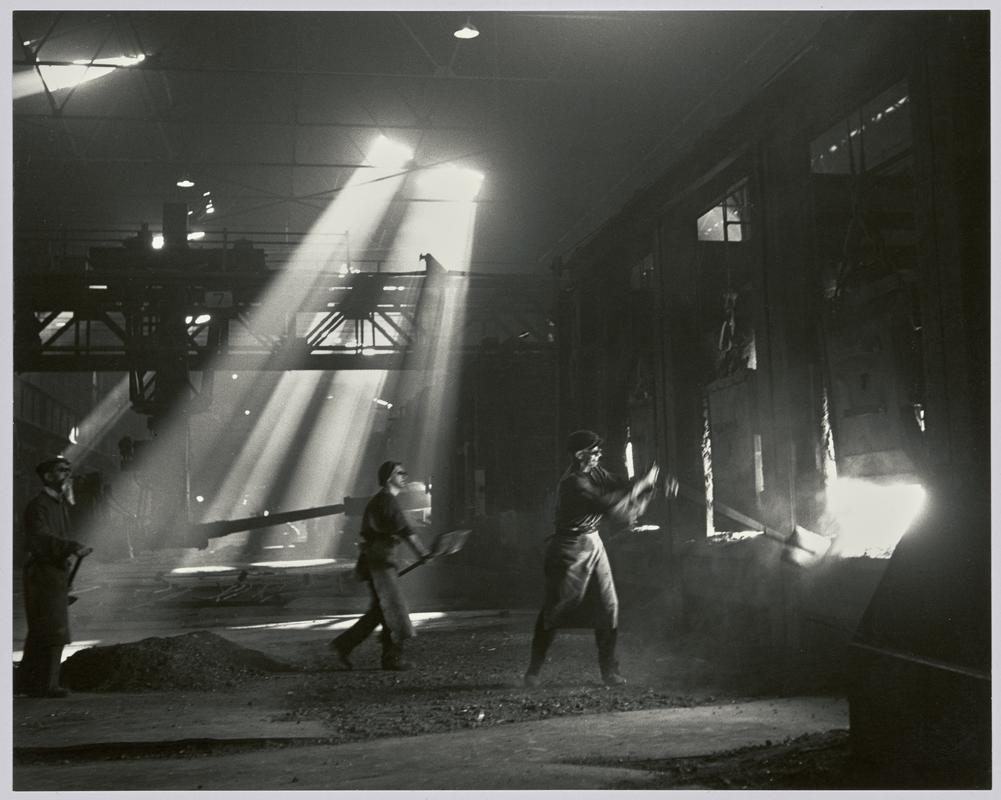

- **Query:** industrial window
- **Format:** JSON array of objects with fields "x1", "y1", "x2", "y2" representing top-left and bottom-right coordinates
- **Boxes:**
[
  {"x1": 696, "y1": 181, "x2": 750, "y2": 242},
  {"x1": 14, "y1": 377, "x2": 77, "y2": 440},
  {"x1": 809, "y1": 80, "x2": 911, "y2": 175}
]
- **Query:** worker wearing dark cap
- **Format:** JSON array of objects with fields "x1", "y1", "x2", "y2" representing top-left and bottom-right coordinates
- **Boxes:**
[
  {"x1": 330, "y1": 461, "x2": 434, "y2": 671},
  {"x1": 16, "y1": 456, "x2": 93, "y2": 698},
  {"x1": 524, "y1": 430, "x2": 668, "y2": 688}
]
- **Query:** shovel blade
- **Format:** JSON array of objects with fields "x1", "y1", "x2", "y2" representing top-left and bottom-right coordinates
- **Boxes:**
[
  {"x1": 782, "y1": 525, "x2": 832, "y2": 567},
  {"x1": 434, "y1": 528, "x2": 471, "y2": 556}
]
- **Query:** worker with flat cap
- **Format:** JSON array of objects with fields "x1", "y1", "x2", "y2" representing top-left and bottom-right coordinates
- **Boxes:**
[
  {"x1": 523, "y1": 429, "x2": 674, "y2": 688},
  {"x1": 16, "y1": 456, "x2": 93, "y2": 698},
  {"x1": 330, "y1": 460, "x2": 434, "y2": 671}
]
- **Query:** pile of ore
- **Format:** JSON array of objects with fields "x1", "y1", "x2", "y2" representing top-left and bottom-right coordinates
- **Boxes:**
[{"x1": 61, "y1": 631, "x2": 293, "y2": 692}]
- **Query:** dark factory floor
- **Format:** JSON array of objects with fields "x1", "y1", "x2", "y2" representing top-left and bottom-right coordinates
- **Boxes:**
[
  {"x1": 15, "y1": 690, "x2": 847, "y2": 791},
  {"x1": 10, "y1": 579, "x2": 857, "y2": 791}
]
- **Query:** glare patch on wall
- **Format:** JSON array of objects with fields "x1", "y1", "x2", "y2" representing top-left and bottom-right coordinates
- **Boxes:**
[{"x1": 14, "y1": 54, "x2": 146, "y2": 100}]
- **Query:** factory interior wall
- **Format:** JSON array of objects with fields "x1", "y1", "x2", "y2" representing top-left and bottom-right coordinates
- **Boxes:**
[{"x1": 554, "y1": 15, "x2": 989, "y2": 783}]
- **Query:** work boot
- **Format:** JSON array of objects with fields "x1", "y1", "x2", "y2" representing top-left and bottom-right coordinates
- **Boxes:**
[
  {"x1": 329, "y1": 637, "x2": 353, "y2": 670},
  {"x1": 595, "y1": 627, "x2": 626, "y2": 687},
  {"x1": 380, "y1": 637, "x2": 412, "y2": 671},
  {"x1": 523, "y1": 611, "x2": 556, "y2": 688},
  {"x1": 602, "y1": 671, "x2": 627, "y2": 687},
  {"x1": 23, "y1": 645, "x2": 68, "y2": 697},
  {"x1": 24, "y1": 652, "x2": 70, "y2": 698}
]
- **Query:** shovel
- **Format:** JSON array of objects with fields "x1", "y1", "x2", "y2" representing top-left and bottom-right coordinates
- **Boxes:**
[
  {"x1": 399, "y1": 528, "x2": 471, "y2": 576},
  {"x1": 66, "y1": 546, "x2": 93, "y2": 605},
  {"x1": 674, "y1": 483, "x2": 831, "y2": 565}
]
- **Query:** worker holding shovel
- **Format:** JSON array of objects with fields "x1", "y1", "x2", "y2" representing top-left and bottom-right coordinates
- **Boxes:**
[
  {"x1": 331, "y1": 461, "x2": 434, "y2": 671},
  {"x1": 16, "y1": 456, "x2": 93, "y2": 698},
  {"x1": 524, "y1": 430, "x2": 677, "y2": 688}
]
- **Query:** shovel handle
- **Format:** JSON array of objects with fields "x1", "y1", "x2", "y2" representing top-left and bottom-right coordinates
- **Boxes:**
[
  {"x1": 67, "y1": 547, "x2": 92, "y2": 588},
  {"x1": 398, "y1": 555, "x2": 430, "y2": 577},
  {"x1": 396, "y1": 528, "x2": 471, "y2": 576}
]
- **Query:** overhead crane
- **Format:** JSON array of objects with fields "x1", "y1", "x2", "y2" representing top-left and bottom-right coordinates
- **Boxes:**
[
  {"x1": 14, "y1": 228, "x2": 555, "y2": 548},
  {"x1": 14, "y1": 231, "x2": 554, "y2": 418}
]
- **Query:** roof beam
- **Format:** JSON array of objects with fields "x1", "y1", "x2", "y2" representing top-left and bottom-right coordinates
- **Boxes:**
[
  {"x1": 13, "y1": 111, "x2": 486, "y2": 133},
  {"x1": 13, "y1": 57, "x2": 601, "y2": 86}
]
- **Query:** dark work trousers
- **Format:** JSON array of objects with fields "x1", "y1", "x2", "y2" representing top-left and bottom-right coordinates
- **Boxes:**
[
  {"x1": 526, "y1": 610, "x2": 620, "y2": 678},
  {"x1": 17, "y1": 636, "x2": 64, "y2": 695},
  {"x1": 334, "y1": 582, "x2": 403, "y2": 664}
]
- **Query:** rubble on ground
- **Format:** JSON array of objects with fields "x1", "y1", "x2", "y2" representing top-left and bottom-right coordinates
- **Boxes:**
[{"x1": 61, "y1": 630, "x2": 293, "y2": 691}]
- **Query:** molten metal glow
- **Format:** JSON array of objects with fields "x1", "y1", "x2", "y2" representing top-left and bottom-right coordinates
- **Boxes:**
[
  {"x1": 707, "y1": 529, "x2": 763, "y2": 542},
  {"x1": 826, "y1": 478, "x2": 926, "y2": 558}
]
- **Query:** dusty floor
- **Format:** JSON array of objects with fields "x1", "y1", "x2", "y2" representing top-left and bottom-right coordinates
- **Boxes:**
[{"x1": 12, "y1": 600, "x2": 863, "y2": 791}]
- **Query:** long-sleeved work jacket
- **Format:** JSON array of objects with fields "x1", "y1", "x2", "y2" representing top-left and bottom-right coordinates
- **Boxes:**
[
  {"x1": 541, "y1": 464, "x2": 637, "y2": 631},
  {"x1": 22, "y1": 489, "x2": 84, "y2": 645},
  {"x1": 354, "y1": 489, "x2": 420, "y2": 642}
]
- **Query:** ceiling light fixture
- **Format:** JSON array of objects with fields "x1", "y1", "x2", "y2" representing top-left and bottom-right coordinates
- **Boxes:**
[
  {"x1": 454, "y1": 19, "x2": 479, "y2": 39},
  {"x1": 176, "y1": 174, "x2": 195, "y2": 188}
]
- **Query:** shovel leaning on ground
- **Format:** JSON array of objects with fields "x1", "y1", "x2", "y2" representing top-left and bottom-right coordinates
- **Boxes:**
[
  {"x1": 399, "y1": 528, "x2": 471, "y2": 576},
  {"x1": 66, "y1": 546, "x2": 93, "y2": 605}
]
